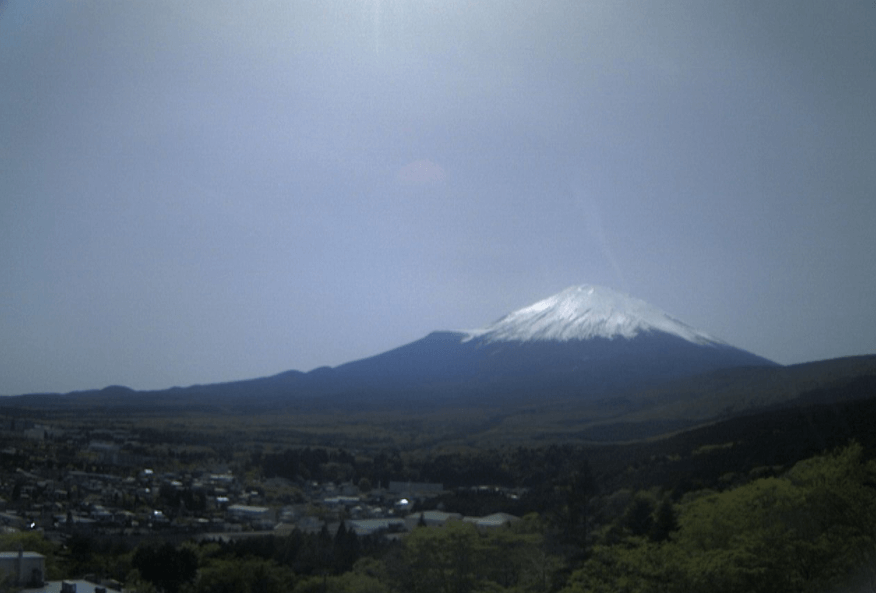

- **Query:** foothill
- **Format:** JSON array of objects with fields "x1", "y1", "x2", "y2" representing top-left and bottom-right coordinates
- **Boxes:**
[{"x1": 1, "y1": 384, "x2": 875, "y2": 593}]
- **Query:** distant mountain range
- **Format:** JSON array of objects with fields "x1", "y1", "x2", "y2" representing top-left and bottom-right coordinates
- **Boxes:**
[
  {"x1": 8, "y1": 284, "x2": 876, "y2": 442},
  {"x1": 5, "y1": 285, "x2": 777, "y2": 407},
  {"x1": 291, "y1": 285, "x2": 778, "y2": 403}
]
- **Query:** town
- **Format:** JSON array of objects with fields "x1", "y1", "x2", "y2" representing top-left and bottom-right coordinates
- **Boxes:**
[
  {"x1": 0, "y1": 415, "x2": 526, "y2": 592},
  {"x1": 2, "y1": 394, "x2": 874, "y2": 593}
]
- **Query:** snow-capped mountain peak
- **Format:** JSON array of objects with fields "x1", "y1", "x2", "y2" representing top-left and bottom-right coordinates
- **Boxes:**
[{"x1": 463, "y1": 285, "x2": 722, "y2": 346}]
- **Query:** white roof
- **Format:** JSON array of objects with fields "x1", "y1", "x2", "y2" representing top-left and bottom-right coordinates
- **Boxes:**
[{"x1": 0, "y1": 551, "x2": 44, "y2": 559}]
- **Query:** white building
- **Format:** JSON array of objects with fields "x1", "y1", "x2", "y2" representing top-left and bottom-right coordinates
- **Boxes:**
[
  {"x1": 404, "y1": 510, "x2": 462, "y2": 530},
  {"x1": 227, "y1": 504, "x2": 276, "y2": 527},
  {"x1": 463, "y1": 512, "x2": 520, "y2": 529},
  {"x1": 0, "y1": 550, "x2": 45, "y2": 588}
]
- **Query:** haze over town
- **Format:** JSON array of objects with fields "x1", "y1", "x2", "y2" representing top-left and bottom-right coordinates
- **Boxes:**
[{"x1": 2, "y1": 1, "x2": 875, "y2": 395}]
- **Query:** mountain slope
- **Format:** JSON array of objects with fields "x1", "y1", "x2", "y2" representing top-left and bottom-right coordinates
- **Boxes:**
[
  {"x1": 291, "y1": 285, "x2": 776, "y2": 404},
  {"x1": 463, "y1": 285, "x2": 721, "y2": 345},
  {"x1": 6, "y1": 285, "x2": 779, "y2": 416}
]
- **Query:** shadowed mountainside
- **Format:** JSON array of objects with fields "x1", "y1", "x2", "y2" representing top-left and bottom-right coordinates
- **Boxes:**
[{"x1": 5, "y1": 353, "x2": 874, "y2": 444}]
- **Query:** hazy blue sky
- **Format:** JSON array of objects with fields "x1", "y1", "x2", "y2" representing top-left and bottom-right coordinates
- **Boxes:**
[{"x1": 2, "y1": 1, "x2": 874, "y2": 395}]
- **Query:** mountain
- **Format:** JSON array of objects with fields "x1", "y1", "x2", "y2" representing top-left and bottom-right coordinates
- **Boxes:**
[
  {"x1": 5, "y1": 285, "x2": 779, "y2": 417},
  {"x1": 462, "y1": 285, "x2": 721, "y2": 345},
  {"x1": 8, "y1": 285, "x2": 876, "y2": 443},
  {"x1": 311, "y1": 285, "x2": 776, "y2": 403}
]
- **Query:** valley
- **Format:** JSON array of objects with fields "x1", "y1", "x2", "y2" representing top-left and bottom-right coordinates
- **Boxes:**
[
  {"x1": 1, "y1": 354, "x2": 875, "y2": 593},
  {"x1": 2, "y1": 287, "x2": 874, "y2": 593}
]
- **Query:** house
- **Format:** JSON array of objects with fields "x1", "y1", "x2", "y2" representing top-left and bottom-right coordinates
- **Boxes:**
[
  {"x1": 346, "y1": 518, "x2": 407, "y2": 536},
  {"x1": 0, "y1": 550, "x2": 45, "y2": 588},
  {"x1": 462, "y1": 512, "x2": 520, "y2": 529},
  {"x1": 226, "y1": 504, "x2": 276, "y2": 528},
  {"x1": 22, "y1": 579, "x2": 124, "y2": 593},
  {"x1": 404, "y1": 510, "x2": 462, "y2": 530}
]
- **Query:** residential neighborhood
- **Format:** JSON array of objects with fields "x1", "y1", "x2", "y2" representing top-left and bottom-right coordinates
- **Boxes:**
[{"x1": 0, "y1": 416, "x2": 523, "y2": 591}]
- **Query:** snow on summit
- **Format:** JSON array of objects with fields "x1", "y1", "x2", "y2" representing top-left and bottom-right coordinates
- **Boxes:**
[{"x1": 463, "y1": 285, "x2": 722, "y2": 346}]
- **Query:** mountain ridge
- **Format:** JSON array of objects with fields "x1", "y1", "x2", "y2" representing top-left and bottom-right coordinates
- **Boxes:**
[{"x1": 3, "y1": 285, "x2": 779, "y2": 413}]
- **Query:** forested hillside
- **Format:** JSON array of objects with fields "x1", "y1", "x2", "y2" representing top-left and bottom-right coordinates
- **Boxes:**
[
  {"x1": 8, "y1": 442, "x2": 873, "y2": 593},
  {"x1": 3, "y1": 369, "x2": 875, "y2": 592}
]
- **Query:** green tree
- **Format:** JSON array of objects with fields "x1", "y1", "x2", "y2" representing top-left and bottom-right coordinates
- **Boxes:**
[
  {"x1": 392, "y1": 521, "x2": 482, "y2": 593},
  {"x1": 673, "y1": 443, "x2": 876, "y2": 593},
  {"x1": 647, "y1": 499, "x2": 677, "y2": 543},
  {"x1": 559, "y1": 461, "x2": 596, "y2": 553},
  {"x1": 388, "y1": 516, "x2": 561, "y2": 593},
  {"x1": 293, "y1": 571, "x2": 388, "y2": 593},
  {"x1": 560, "y1": 444, "x2": 876, "y2": 593},
  {"x1": 562, "y1": 540, "x2": 686, "y2": 593},
  {"x1": 480, "y1": 521, "x2": 560, "y2": 593},
  {"x1": 132, "y1": 542, "x2": 197, "y2": 593},
  {"x1": 621, "y1": 495, "x2": 655, "y2": 538},
  {"x1": 193, "y1": 557, "x2": 295, "y2": 593}
]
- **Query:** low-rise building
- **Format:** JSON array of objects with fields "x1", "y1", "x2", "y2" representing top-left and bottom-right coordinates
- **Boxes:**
[
  {"x1": 226, "y1": 504, "x2": 276, "y2": 529},
  {"x1": 404, "y1": 510, "x2": 462, "y2": 530},
  {"x1": 463, "y1": 512, "x2": 520, "y2": 529},
  {"x1": 346, "y1": 518, "x2": 407, "y2": 536},
  {"x1": 0, "y1": 550, "x2": 45, "y2": 588}
]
